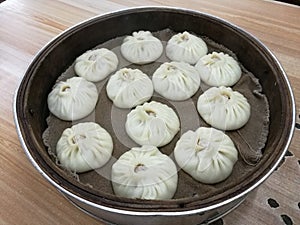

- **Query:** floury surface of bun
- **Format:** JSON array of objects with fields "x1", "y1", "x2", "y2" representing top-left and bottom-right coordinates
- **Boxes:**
[
  {"x1": 56, "y1": 122, "x2": 113, "y2": 173},
  {"x1": 166, "y1": 31, "x2": 208, "y2": 64},
  {"x1": 152, "y1": 61, "x2": 201, "y2": 101},
  {"x1": 197, "y1": 86, "x2": 251, "y2": 131},
  {"x1": 111, "y1": 145, "x2": 178, "y2": 200},
  {"x1": 125, "y1": 101, "x2": 180, "y2": 147},
  {"x1": 121, "y1": 31, "x2": 163, "y2": 65},
  {"x1": 106, "y1": 68, "x2": 153, "y2": 109},
  {"x1": 195, "y1": 52, "x2": 242, "y2": 87},
  {"x1": 174, "y1": 127, "x2": 238, "y2": 184},
  {"x1": 47, "y1": 77, "x2": 98, "y2": 121}
]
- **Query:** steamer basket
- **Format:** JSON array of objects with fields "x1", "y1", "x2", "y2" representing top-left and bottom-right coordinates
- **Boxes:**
[{"x1": 14, "y1": 7, "x2": 295, "y2": 225}]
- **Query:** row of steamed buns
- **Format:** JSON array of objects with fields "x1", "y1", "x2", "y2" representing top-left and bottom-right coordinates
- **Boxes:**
[{"x1": 47, "y1": 31, "x2": 251, "y2": 200}]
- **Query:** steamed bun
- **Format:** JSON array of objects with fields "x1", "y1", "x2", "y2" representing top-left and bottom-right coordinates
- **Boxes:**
[
  {"x1": 166, "y1": 31, "x2": 208, "y2": 64},
  {"x1": 125, "y1": 101, "x2": 180, "y2": 147},
  {"x1": 106, "y1": 68, "x2": 153, "y2": 108},
  {"x1": 121, "y1": 31, "x2": 163, "y2": 64},
  {"x1": 56, "y1": 122, "x2": 113, "y2": 173},
  {"x1": 152, "y1": 61, "x2": 200, "y2": 101},
  {"x1": 174, "y1": 127, "x2": 238, "y2": 184},
  {"x1": 47, "y1": 77, "x2": 98, "y2": 121},
  {"x1": 74, "y1": 48, "x2": 118, "y2": 82},
  {"x1": 197, "y1": 86, "x2": 251, "y2": 130},
  {"x1": 195, "y1": 52, "x2": 241, "y2": 87},
  {"x1": 111, "y1": 145, "x2": 178, "y2": 200}
]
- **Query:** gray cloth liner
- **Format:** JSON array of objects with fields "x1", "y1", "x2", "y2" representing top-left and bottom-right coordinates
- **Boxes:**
[{"x1": 42, "y1": 29, "x2": 269, "y2": 200}]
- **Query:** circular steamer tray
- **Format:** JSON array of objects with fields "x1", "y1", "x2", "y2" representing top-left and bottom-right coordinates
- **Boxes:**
[{"x1": 14, "y1": 7, "x2": 295, "y2": 225}]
